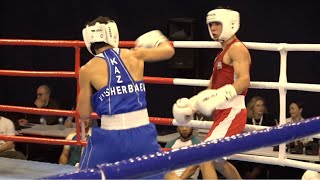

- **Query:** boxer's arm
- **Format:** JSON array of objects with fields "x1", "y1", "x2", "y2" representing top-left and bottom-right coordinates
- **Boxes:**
[
  {"x1": 0, "y1": 121, "x2": 14, "y2": 153},
  {"x1": 77, "y1": 66, "x2": 93, "y2": 120},
  {"x1": 180, "y1": 165, "x2": 198, "y2": 179},
  {"x1": 195, "y1": 43, "x2": 250, "y2": 116},
  {"x1": 133, "y1": 30, "x2": 174, "y2": 62},
  {"x1": 229, "y1": 43, "x2": 251, "y2": 94},
  {"x1": 59, "y1": 148, "x2": 70, "y2": 165},
  {"x1": 134, "y1": 42, "x2": 174, "y2": 62},
  {"x1": 0, "y1": 141, "x2": 14, "y2": 153},
  {"x1": 59, "y1": 133, "x2": 74, "y2": 165}
]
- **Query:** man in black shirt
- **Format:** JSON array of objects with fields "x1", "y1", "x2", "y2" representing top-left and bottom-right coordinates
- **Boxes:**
[{"x1": 18, "y1": 84, "x2": 60, "y2": 125}]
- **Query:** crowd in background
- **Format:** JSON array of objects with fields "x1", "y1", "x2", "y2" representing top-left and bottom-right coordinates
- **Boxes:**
[{"x1": 0, "y1": 83, "x2": 318, "y2": 179}]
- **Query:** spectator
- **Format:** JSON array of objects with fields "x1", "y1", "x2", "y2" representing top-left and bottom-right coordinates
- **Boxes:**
[
  {"x1": 17, "y1": 85, "x2": 62, "y2": 163},
  {"x1": 247, "y1": 96, "x2": 278, "y2": 126},
  {"x1": 286, "y1": 101, "x2": 312, "y2": 152},
  {"x1": 0, "y1": 116, "x2": 26, "y2": 160},
  {"x1": 286, "y1": 101, "x2": 311, "y2": 143},
  {"x1": 59, "y1": 119, "x2": 92, "y2": 166},
  {"x1": 237, "y1": 96, "x2": 278, "y2": 179},
  {"x1": 286, "y1": 101, "x2": 304, "y2": 124},
  {"x1": 18, "y1": 84, "x2": 60, "y2": 126},
  {"x1": 268, "y1": 101, "x2": 314, "y2": 179},
  {"x1": 165, "y1": 126, "x2": 201, "y2": 179}
]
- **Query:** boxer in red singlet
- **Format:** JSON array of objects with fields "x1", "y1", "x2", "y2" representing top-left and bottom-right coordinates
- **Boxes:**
[{"x1": 173, "y1": 7, "x2": 251, "y2": 179}]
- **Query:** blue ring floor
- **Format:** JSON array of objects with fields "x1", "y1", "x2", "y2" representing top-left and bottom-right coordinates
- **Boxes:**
[{"x1": 0, "y1": 157, "x2": 77, "y2": 179}]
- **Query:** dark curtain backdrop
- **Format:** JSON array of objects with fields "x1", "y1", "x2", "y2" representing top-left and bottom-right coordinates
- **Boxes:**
[{"x1": 0, "y1": 0, "x2": 320, "y2": 119}]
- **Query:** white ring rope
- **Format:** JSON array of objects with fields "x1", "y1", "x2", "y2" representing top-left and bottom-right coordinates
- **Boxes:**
[
  {"x1": 173, "y1": 41, "x2": 320, "y2": 51},
  {"x1": 171, "y1": 41, "x2": 320, "y2": 172},
  {"x1": 172, "y1": 119, "x2": 320, "y2": 171},
  {"x1": 173, "y1": 79, "x2": 320, "y2": 93},
  {"x1": 229, "y1": 154, "x2": 320, "y2": 172},
  {"x1": 173, "y1": 119, "x2": 320, "y2": 139}
]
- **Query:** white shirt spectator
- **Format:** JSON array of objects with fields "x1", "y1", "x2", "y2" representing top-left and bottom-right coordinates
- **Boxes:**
[
  {"x1": 286, "y1": 117, "x2": 304, "y2": 124},
  {"x1": 286, "y1": 117, "x2": 312, "y2": 144},
  {"x1": 170, "y1": 138, "x2": 200, "y2": 179},
  {"x1": 0, "y1": 116, "x2": 15, "y2": 151}
]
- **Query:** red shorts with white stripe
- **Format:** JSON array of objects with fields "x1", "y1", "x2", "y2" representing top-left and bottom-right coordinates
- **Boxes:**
[{"x1": 204, "y1": 107, "x2": 247, "y2": 142}]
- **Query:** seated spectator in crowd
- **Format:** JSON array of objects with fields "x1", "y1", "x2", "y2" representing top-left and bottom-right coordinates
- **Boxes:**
[
  {"x1": 0, "y1": 116, "x2": 26, "y2": 160},
  {"x1": 18, "y1": 84, "x2": 60, "y2": 126},
  {"x1": 16, "y1": 84, "x2": 62, "y2": 163},
  {"x1": 246, "y1": 96, "x2": 278, "y2": 126},
  {"x1": 165, "y1": 126, "x2": 201, "y2": 179},
  {"x1": 286, "y1": 101, "x2": 305, "y2": 124},
  {"x1": 286, "y1": 101, "x2": 311, "y2": 143},
  {"x1": 59, "y1": 119, "x2": 92, "y2": 166},
  {"x1": 286, "y1": 101, "x2": 313, "y2": 152},
  {"x1": 237, "y1": 96, "x2": 278, "y2": 179},
  {"x1": 64, "y1": 115, "x2": 74, "y2": 128}
]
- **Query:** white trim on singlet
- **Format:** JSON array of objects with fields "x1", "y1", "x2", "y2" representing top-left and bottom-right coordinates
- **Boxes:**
[
  {"x1": 86, "y1": 139, "x2": 93, "y2": 169},
  {"x1": 97, "y1": 49, "x2": 145, "y2": 114},
  {"x1": 102, "y1": 52, "x2": 113, "y2": 114},
  {"x1": 205, "y1": 107, "x2": 242, "y2": 142},
  {"x1": 79, "y1": 138, "x2": 93, "y2": 170},
  {"x1": 110, "y1": 49, "x2": 135, "y2": 84},
  {"x1": 110, "y1": 49, "x2": 143, "y2": 107}
]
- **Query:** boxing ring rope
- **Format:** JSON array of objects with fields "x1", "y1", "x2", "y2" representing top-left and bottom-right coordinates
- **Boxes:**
[
  {"x1": 45, "y1": 117, "x2": 320, "y2": 179},
  {"x1": 1, "y1": 39, "x2": 320, "y2": 177}
]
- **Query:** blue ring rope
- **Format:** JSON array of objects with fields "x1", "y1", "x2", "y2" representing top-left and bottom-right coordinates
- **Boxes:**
[{"x1": 44, "y1": 116, "x2": 320, "y2": 179}]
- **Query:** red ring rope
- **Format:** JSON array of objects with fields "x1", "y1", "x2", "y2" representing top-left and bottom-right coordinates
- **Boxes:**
[{"x1": 0, "y1": 39, "x2": 176, "y2": 146}]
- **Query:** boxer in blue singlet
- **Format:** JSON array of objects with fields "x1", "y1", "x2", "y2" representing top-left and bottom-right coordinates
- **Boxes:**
[{"x1": 77, "y1": 16, "x2": 174, "y2": 170}]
